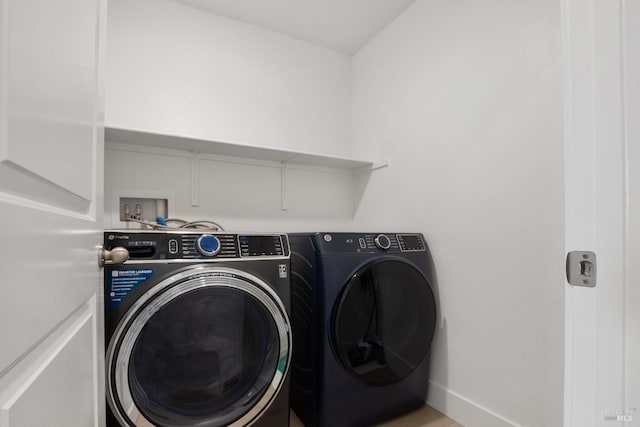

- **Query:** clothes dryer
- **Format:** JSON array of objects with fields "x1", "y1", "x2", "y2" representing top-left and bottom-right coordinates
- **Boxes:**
[
  {"x1": 289, "y1": 232, "x2": 437, "y2": 427},
  {"x1": 103, "y1": 230, "x2": 292, "y2": 427}
]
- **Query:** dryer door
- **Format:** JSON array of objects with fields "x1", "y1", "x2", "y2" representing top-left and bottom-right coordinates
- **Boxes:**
[
  {"x1": 332, "y1": 258, "x2": 436, "y2": 386},
  {"x1": 106, "y1": 266, "x2": 291, "y2": 427}
]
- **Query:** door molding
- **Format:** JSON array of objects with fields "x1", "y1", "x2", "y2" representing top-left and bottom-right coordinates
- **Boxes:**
[{"x1": 562, "y1": 0, "x2": 629, "y2": 425}]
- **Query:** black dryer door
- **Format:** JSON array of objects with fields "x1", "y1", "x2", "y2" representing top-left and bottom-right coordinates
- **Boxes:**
[
  {"x1": 106, "y1": 266, "x2": 291, "y2": 427},
  {"x1": 332, "y1": 258, "x2": 436, "y2": 386}
]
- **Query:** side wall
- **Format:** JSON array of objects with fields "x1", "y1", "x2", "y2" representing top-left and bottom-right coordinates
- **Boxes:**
[
  {"x1": 351, "y1": 1, "x2": 564, "y2": 426},
  {"x1": 105, "y1": 0, "x2": 352, "y2": 157}
]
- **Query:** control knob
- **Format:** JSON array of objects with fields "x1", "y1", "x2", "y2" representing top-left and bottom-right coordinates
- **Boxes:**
[
  {"x1": 196, "y1": 234, "x2": 221, "y2": 256},
  {"x1": 374, "y1": 234, "x2": 391, "y2": 250}
]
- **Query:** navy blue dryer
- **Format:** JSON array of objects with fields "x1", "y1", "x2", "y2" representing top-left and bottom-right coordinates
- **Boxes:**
[{"x1": 289, "y1": 232, "x2": 437, "y2": 427}]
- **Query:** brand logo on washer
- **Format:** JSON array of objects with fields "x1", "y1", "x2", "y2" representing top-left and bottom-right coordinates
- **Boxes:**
[{"x1": 113, "y1": 235, "x2": 130, "y2": 240}]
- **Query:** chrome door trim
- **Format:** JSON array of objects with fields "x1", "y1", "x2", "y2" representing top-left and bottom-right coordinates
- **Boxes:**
[{"x1": 106, "y1": 266, "x2": 291, "y2": 427}]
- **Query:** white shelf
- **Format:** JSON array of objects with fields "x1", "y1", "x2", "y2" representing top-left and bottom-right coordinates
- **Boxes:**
[{"x1": 105, "y1": 127, "x2": 384, "y2": 171}]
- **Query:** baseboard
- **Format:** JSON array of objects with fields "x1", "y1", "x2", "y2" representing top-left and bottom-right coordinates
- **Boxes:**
[{"x1": 426, "y1": 381, "x2": 522, "y2": 427}]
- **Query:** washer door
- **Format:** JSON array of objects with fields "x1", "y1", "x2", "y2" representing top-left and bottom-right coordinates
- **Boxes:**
[
  {"x1": 332, "y1": 258, "x2": 436, "y2": 386},
  {"x1": 106, "y1": 266, "x2": 291, "y2": 427}
]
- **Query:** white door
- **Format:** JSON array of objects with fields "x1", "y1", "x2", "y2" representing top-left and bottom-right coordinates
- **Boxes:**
[
  {"x1": 563, "y1": 0, "x2": 638, "y2": 425},
  {"x1": 0, "y1": 0, "x2": 106, "y2": 426}
]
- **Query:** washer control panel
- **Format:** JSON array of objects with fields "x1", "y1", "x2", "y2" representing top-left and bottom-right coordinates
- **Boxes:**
[
  {"x1": 314, "y1": 232, "x2": 426, "y2": 254},
  {"x1": 104, "y1": 231, "x2": 289, "y2": 262},
  {"x1": 239, "y1": 235, "x2": 284, "y2": 257}
]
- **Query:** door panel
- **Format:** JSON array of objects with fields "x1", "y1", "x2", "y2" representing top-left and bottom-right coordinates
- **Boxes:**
[
  {"x1": 0, "y1": 202, "x2": 103, "y2": 373},
  {"x1": 0, "y1": 299, "x2": 97, "y2": 427},
  {"x1": 125, "y1": 288, "x2": 280, "y2": 426},
  {"x1": 333, "y1": 259, "x2": 436, "y2": 386},
  {"x1": 2, "y1": 0, "x2": 97, "y2": 204},
  {"x1": 107, "y1": 269, "x2": 292, "y2": 426},
  {"x1": 0, "y1": 0, "x2": 105, "y2": 425}
]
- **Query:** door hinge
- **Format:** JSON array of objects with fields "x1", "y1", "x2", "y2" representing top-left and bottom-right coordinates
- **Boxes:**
[{"x1": 566, "y1": 251, "x2": 597, "y2": 287}]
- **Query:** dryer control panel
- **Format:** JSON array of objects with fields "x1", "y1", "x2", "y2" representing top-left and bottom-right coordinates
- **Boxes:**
[
  {"x1": 313, "y1": 232, "x2": 426, "y2": 254},
  {"x1": 104, "y1": 231, "x2": 289, "y2": 263}
]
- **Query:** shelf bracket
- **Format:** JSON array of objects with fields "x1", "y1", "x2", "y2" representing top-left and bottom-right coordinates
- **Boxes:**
[
  {"x1": 371, "y1": 159, "x2": 389, "y2": 171},
  {"x1": 281, "y1": 161, "x2": 288, "y2": 211},
  {"x1": 190, "y1": 143, "x2": 202, "y2": 207}
]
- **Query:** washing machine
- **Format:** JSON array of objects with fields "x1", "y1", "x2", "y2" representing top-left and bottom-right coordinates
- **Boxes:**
[
  {"x1": 103, "y1": 230, "x2": 292, "y2": 427},
  {"x1": 289, "y1": 232, "x2": 437, "y2": 427}
]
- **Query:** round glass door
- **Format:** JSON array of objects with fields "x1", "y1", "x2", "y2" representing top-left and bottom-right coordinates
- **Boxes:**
[
  {"x1": 332, "y1": 259, "x2": 436, "y2": 386},
  {"x1": 107, "y1": 267, "x2": 291, "y2": 427}
]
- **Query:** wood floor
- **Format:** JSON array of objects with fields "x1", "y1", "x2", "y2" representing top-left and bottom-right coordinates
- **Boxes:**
[{"x1": 290, "y1": 405, "x2": 461, "y2": 427}]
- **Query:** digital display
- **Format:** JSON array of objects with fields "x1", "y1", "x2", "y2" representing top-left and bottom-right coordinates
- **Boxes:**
[
  {"x1": 398, "y1": 234, "x2": 425, "y2": 251},
  {"x1": 239, "y1": 235, "x2": 283, "y2": 256}
]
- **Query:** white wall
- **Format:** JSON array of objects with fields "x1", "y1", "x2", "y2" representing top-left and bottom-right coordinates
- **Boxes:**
[
  {"x1": 105, "y1": 0, "x2": 567, "y2": 425},
  {"x1": 106, "y1": 0, "x2": 352, "y2": 157},
  {"x1": 352, "y1": 1, "x2": 564, "y2": 426},
  {"x1": 104, "y1": 146, "x2": 359, "y2": 232},
  {"x1": 105, "y1": 0, "x2": 359, "y2": 232}
]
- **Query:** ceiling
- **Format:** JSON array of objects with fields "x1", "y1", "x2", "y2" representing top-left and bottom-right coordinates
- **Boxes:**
[{"x1": 176, "y1": 0, "x2": 417, "y2": 55}]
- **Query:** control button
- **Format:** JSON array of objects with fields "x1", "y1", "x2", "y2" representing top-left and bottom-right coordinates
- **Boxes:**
[
  {"x1": 196, "y1": 234, "x2": 221, "y2": 256},
  {"x1": 374, "y1": 234, "x2": 391, "y2": 250},
  {"x1": 323, "y1": 234, "x2": 332, "y2": 242},
  {"x1": 168, "y1": 239, "x2": 179, "y2": 254},
  {"x1": 359, "y1": 238, "x2": 366, "y2": 249}
]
